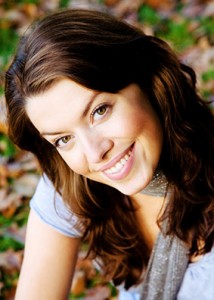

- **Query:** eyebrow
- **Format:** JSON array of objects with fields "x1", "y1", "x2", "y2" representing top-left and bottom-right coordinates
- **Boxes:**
[
  {"x1": 41, "y1": 92, "x2": 100, "y2": 137},
  {"x1": 82, "y1": 92, "x2": 100, "y2": 118}
]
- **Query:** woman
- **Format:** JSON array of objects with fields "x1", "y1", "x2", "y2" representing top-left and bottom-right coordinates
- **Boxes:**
[{"x1": 5, "y1": 9, "x2": 214, "y2": 300}]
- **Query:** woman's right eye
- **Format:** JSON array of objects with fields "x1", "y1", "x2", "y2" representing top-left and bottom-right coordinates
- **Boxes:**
[
  {"x1": 54, "y1": 135, "x2": 72, "y2": 148},
  {"x1": 90, "y1": 104, "x2": 109, "y2": 124}
]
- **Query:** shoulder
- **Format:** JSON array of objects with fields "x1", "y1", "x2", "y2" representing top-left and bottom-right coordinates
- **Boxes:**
[
  {"x1": 30, "y1": 174, "x2": 83, "y2": 238},
  {"x1": 177, "y1": 247, "x2": 214, "y2": 300}
]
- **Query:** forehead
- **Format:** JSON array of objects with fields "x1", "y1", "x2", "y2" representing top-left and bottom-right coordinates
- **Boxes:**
[{"x1": 26, "y1": 79, "x2": 96, "y2": 133}]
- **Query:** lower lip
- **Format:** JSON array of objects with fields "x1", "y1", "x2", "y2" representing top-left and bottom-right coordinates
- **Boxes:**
[{"x1": 102, "y1": 144, "x2": 135, "y2": 181}]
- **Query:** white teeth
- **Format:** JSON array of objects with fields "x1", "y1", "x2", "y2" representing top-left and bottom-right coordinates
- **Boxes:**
[
  {"x1": 112, "y1": 167, "x2": 118, "y2": 173},
  {"x1": 105, "y1": 169, "x2": 111, "y2": 174},
  {"x1": 121, "y1": 158, "x2": 126, "y2": 165},
  {"x1": 104, "y1": 149, "x2": 132, "y2": 174},
  {"x1": 116, "y1": 162, "x2": 123, "y2": 169}
]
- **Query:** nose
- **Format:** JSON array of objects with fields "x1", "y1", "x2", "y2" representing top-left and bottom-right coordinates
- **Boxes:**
[{"x1": 78, "y1": 130, "x2": 113, "y2": 164}]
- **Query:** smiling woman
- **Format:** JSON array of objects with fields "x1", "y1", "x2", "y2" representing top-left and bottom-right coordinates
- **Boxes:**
[
  {"x1": 5, "y1": 8, "x2": 214, "y2": 300},
  {"x1": 26, "y1": 79, "x2": 162, "y2": 195}
]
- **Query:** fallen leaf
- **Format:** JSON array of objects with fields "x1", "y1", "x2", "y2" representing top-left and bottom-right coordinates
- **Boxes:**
[
  {"x1": 13, "y1": 173, "x2": 40, "y2": 197},
  {"x1": 71, "y1": 270, "x2": 86, "y2": 295},
  {"x1": 0, "y1": 189, "x2": 21, "y2": 212},
  {"x1": 4, "y1": 224, "x2": 27, "y2": 244},
  {"x1": 0, "y1": 249, "x2": 23, "y2": 270}
]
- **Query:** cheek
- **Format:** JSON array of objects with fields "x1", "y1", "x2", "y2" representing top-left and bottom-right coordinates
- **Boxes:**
[
  {"x1": 125, "y1": 107, "x2": 163, "y2": 150},
  {"x1": 112, "y1": 107, "x2": 144, "y2": 137},
  {"x1": 59, "y1": 152, "x2": 88, "y2": 175},
  {"x1": 118, "y1": 110, "x2": 148, "y2": 137}
]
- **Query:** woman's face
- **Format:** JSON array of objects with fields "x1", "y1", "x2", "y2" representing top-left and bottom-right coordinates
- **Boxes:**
[{"x1": 26, "y1": 79, "x2": 163, "y2": 196}]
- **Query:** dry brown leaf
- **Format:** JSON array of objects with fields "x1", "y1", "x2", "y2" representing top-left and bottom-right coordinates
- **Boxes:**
[
  {"x1": 0, "y1": 188, "x2": 7, "y2": 204},
  {"x1": 202, "y1": 2, "x2": 214, "y2": 17},
  {"x1": 0, "y1": 96, "x2": 7, "y2": 135},
  {"x1": 42, "y1": 0, "x2": 61, "y2": 11},
  {"x1": 0, "y1": 122, "x2": 7, "y2": 134},
  {"x1": 20, "y1": 3, "x2": 38, "y2": 19},
  {"x1": 145, "y1": 0, "x2": 175, "y2": 10},
  {"x1": 10, "y1": 151, "x2": 40, "y2": 172},
  {"x1": 4, "y1": 224, "x2": 27, "y2": 244},
  {"x1": 1, "y1": 203, "x2": 17, "y2": 218},
  {"x1": 0, "y1": 249, "x2": 23, "y2": 270},
  {"x1": 71, "y1": 270, "x2": 86, "y2": 295},
  {"x1": 13, "y1": 173, "x2": 40, "y2": 197},
  {"x1": 0, "y1": 189, "x2": 21, "y2": 212},
  {"x1": 0, "y1": 164, "x2": 8, "y2": 187},
  {"x1": 198, "y1": 36, "x2": 211, "y2": 50},
  {"x1": 105, "y1": 0, "x2": 121, "y2": 6}
]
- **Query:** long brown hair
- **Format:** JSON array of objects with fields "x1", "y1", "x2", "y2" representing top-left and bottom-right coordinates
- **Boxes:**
[{"x1": 5, "y1": 9, "x2": 214, "y2": 289}]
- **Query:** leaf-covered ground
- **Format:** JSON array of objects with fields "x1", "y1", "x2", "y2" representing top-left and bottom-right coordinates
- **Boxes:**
[{"x1": 0, "y1": 0, "x2": 213, "y2": 299}]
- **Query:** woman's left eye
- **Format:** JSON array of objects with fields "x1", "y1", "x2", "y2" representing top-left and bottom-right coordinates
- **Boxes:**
[{"x1": 91, "y1": 104, "x2": 108, "y2": 122}]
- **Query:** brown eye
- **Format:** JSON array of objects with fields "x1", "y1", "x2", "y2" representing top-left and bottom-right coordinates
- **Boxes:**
[
  {"x1": 61, "y1": 136, "x2": 71, "y2": 143},
  {"x1": 96, "y1": 106, "x2": 106, "y2": 115},
  {"x1": 55, "y1": 135, "x2": 72, "y2": 148},
  {"x1": 92, "y1": 105, "x2": 108, "y2": 122}
]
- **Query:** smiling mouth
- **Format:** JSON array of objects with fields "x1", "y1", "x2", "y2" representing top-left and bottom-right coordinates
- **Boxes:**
[{"x1": 104, "y1": 148, "x2": 132, "y2": 175}]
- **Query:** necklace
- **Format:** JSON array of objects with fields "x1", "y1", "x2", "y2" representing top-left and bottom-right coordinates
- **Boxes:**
[{"x1": 140, "y1": 169, "x2": 168, "y2": 197}]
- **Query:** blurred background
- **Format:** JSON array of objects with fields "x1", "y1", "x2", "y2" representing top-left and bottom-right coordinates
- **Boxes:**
[{"x1": 0, "y1": 0, "x2": 213, "y2": 299}]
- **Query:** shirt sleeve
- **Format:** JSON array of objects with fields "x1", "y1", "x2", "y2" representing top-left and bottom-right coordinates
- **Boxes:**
[
  {"x1": 177, "y1": 247, "x2": 214, "y2": 300},
  {"x1": 30, "y1": 174, "x2": 83, "y2": 238}
]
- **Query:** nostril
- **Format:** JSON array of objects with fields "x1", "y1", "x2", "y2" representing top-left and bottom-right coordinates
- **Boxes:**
[
  {"x1": 100, "y1": 139, "x2": 114, "y2": 160},
  {"x1": 85, "y1": 139, "x2": 114, "y2": 164}
]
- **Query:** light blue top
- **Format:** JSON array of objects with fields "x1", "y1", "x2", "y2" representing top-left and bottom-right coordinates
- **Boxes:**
[{"x1": 30, "y1": 175, "x2": 214, "y2": 300}]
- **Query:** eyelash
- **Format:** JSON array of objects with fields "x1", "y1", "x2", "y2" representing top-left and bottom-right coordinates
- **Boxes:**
[
  {"x1": 53, "y1": 135, "x2": 72, "y2": 148},
  {"x1": 90, "y1": 103, "x2": 109, "y2": 123}
]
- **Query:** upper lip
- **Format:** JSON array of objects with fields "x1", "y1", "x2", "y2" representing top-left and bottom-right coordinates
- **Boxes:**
[{"x1": 99, "y1": 144, "x2": 133, "y2": 172}]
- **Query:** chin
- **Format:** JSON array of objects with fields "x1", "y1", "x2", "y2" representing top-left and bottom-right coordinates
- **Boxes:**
[
  {"x1": 114, "y1": 183, "x2": 144, "y2": 196},
  {"x1": 117, "y1": 174, "x2": 154, "y2": 196}
]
